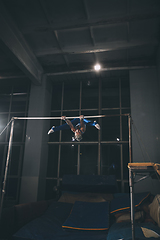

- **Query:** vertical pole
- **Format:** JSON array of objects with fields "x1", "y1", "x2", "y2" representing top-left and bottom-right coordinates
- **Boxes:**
[
  {"x1": 0, "y1": 119, "x2": 14, "y2": 221},
  {"x1": 98, "y1": 78, "x2": 101, "y2": 175},
  {"x1": 128, "y1": 115, "x2": 132, "y2": 163},
  {"x1": 57, "y1": 82, "x2": 64, "y2": 187},
  {"x1": 77, "y1": 145, "x2": 80, "y2": 175},
  {"x1": 128, "y1": 115, "x2": 134, "y2": 239},
  {"x1": 129, "y1": 167, "x2": 135, "y2": 240},
  {"x1": 77, "y1": 81, "x2": 82, "y2": 175},
  {"x1": 119, "y1": 79, "x2": 124, "y2": 192}
]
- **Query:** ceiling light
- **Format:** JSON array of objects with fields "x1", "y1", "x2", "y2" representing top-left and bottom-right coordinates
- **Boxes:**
[{"x1": 94, "y1": 64, "x2": 101, "y2": 71}]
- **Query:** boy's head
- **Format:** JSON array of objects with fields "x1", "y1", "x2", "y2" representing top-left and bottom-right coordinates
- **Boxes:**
[{"x1": 75, "y1": 129, "x2": 82, "y2": 141}]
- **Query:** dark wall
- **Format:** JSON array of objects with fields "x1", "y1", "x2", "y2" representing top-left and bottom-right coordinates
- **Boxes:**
[
  {"x1": 130, "y1": 68, "x2": 160, "y2": 194},
  {"x1": 19, "y1": 76, "x2": 52, "y2": 203}
]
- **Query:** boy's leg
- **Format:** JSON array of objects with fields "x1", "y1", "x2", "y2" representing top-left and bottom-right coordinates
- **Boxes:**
[
  {"x1": 48, "y1": 118, "x2": 80, "y2": 134},
  {"x1": 51, "y1": 123, "x2": 70, "y2": 132},
  {"x1": 83, "y1": 118, "x2": 101, "y2": 129}
]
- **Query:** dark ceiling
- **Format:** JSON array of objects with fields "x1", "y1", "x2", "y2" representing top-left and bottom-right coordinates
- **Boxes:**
[{"x1": 0, "y1": 0, "x2": 160, "y2": 85}]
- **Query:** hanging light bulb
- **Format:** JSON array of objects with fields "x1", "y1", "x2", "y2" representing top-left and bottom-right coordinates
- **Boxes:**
[{"x1": 94, "y1": 63, "x2": 101, "y2": 71}]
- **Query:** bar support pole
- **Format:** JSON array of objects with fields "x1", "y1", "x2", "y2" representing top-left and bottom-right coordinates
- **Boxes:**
[
  {"x1": 0, "y1": 119, "x2": 14, "y2": 221},
  {"x1": 128, "y1": 115, "x2": 132, "y2": 163},
  {"x1": 129, "y1": 167, "x2": 135, "y2": 240}
]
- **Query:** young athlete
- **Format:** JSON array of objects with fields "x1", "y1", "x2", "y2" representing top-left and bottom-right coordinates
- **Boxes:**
[{"x1": 48, "y1": 115, "x2": 100, "y2": 141}]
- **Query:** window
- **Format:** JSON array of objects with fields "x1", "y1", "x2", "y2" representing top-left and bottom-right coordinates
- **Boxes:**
[
  {"x1": 47, "y1": 76, "x2": 131, "y2": 197},
  {"x1": 0, "y1": 79, "x2": 30, "y2": 206}
]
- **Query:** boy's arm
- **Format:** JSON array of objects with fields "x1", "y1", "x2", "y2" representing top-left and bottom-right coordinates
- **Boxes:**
[
  {"x1": 61, "y1": 116, "x2": 76, "y2": 132},
  {"x1": 79, "y1": 115, "x2": 86, "y2": 133}
]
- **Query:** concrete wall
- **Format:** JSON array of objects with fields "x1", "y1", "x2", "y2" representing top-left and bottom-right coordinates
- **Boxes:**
[
  {"x1": 130, "y1": 68, "x2": 160, "y2": 194},
  {"x1": 157, "y1": 45, "x2": 160, "y2": 97},
  {"x1": 19, "y1": 76, "x2": 52, "y2": 203}
]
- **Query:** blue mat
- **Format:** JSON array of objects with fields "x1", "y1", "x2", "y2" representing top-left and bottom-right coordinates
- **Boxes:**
[
  {"x1": 12, "y1": 202, "x2": 108, "y2": 240},
  {"x1": 110, "y1": 192, "x2": 150, "y2": 214},
  {"x1": 61, "y1": 174, "x2": 118, "y2": 193},
  {"x1": 62, "y1": 201, "x2": 109, "y2": 230}
]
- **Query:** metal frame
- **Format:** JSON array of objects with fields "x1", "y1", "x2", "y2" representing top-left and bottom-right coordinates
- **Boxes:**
[
  {"x1": 14, "y1": 114, "x2": 128, "y2": 120},
  {"x1": 129, "y1": 165, "x2": 159, "y2": 240},
  {"x1": 0, "y1": 113, "x2": 132, "y2": 222},
  {"x1": 0, "y1": 119, "x2": 14, "y2": 220}
]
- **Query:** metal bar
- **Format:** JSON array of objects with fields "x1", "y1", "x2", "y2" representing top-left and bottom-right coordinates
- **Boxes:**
[
  {"x1": 46, "y1": 65, "x2": 156, "y2": 76},
  {"x1": 39, "y1": 0, "x2": 69, "y2": 67},
  {"x1": 77, "y1": 145, "x2": 80, "y2": 175},
  {"x1": 51, "y1": 107, "x2": 130, "y2": 112},
  {"x1": 24, "y1": 12, "x2": 160, "y2": 33},
  {"x1": 0, "y1": 118, "x2": 13, "y2": 137},
  {"x1": 77, "y1": 81, "x2": 82, "y2": 175},
  {"x1": 0, "y1": 66, "x2": 156, "y2": 81},
  {"x1": 48, "y1": 141, "x2": 129, "y2": 144},
  {"x1": 128, "y1": 115, "x2": 132, "y2": 163},
  {"x1": 14, "y1": 114, "x2": 130, "y2": 120},
  {"x1": 98, "y1": 78, "x2": 101, "y2": 175},
  {"x1": 119, "y1": 79, "x2": 124, "y2": 192},
  {"x1": 57, "y1": 82, "x2": 64, "y2": 187},
  {"x1": 134, "y1": 174, "x2": 150, "y2": 183},
  {"x1": 37, "y1": 41, "x2": 158, "y2": 57},
  {"x1": 129, "y1": 168, "x2": 135, "y2": 240},
  {"x1": 82, "y1": 0, "x2": 97, "y2": 62},
  {"x1": 0, "y1": 74, "x2": 26, "y2": 80},
  {"x1": 0, "y1": 119, "x2": 14, "y2": 221}
]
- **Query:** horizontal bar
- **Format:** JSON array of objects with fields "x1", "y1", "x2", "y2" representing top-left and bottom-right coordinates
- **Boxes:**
[
  {"x1": 13, "y1": 113, "x2": 130, "y2": 120},
  {"x1": 48, "y1": 141, "x2": 129, "y2": 144}
]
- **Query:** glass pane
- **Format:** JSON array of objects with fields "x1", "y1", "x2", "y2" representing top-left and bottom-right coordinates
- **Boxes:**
[
  {"x1": 117, "y1": 181, "x2": 121, "y2": 193},
  {"x1": 102, "y1": 79, "x2": 119, "y2": 108},
  {"x1": 63, "y1": 82, "x2": 80, "y2": 110},
  {"x1": 51, "y1": 84, "x2": 62, "y2": 111},
  {"x1": 124, "y1": 182, "x2": 130, "y2": 193},
  {"x1": 10, "y1": 146, "x2": 21, "y2": 176},
  {"x1": 102, "y1": 109, "x2": 120, "y2": 115},
  {"x1": 121, "y1": 79, "x2": 130, "y2": 108},
  {"x1": 0, "y1": 95, "x2": 11, "y2": 112},
  {"x1": 11, "y1": 95, "x2": 27, "y2": 112},
  {"x1": 48, "y1": 112, "x2": 61, "y2": 142},
  {"x1": 102, "y1": 112, "x2": 120, "y2": 141},
  {"x1": 13, "y1": 84, "x2": 29, "y2": 94},
  {"x1": 80, "y1": 145, "x2": 98, "y2": 175},
  {"x1": 0, "y1": 85, "x2": 12, "y2": 94},
  {"x1": 5, "y1": 177, "x2": 18, "y2": 200},
  {"x1": 0, "y1": 81, "x2": 29, "y2": 206},
  {"x1": 59, "y1": 145, "x2": 78, "y2": 177},
  {"x1": 122, "y1": 115, "x2": 129, "y2": 141},
  {"x1": 0, "y1": 145, "x2": 5, "y2": 175},
  {"x1": 47, "y1": 145, "x2": 59, "y2": 178},
  {"x1": 122, "y1": 109, "x2": 130, "y2": 114},
  {"x1": 101, "y1": 144, "x2": 121, "y2": 179},
  {"x1": 81, "y1": 80, "x2": 98, "y2": 109},
  {"x1": 10, "y1": 113, "x2": 26, "y2": 142}
]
